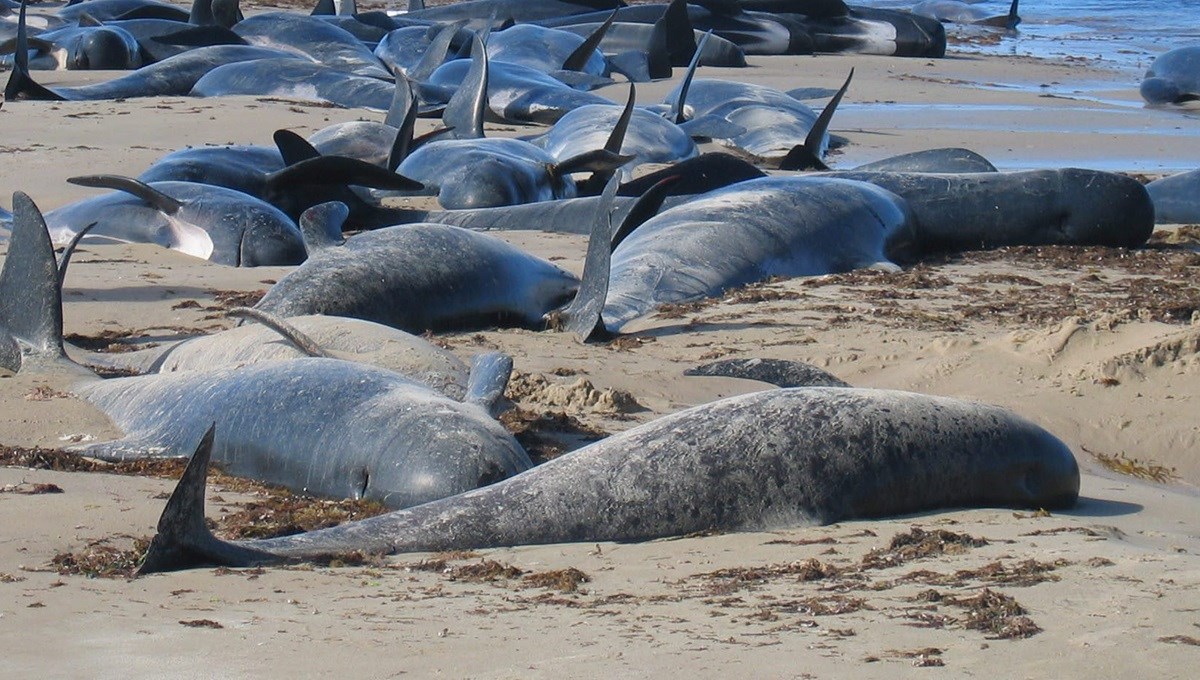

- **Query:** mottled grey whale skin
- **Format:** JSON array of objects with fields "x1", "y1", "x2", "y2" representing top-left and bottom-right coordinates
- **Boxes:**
[
  {"x1": 1, "y1": 191, "x2": 531, "y2": 510},
  {"x1": 254, "y1": 223, "x2": 580, "y2": 334},
  {"x1": 75, "y1": 314, "x2": 472, "y2": 400},
  {"x1": 1146, "y1": 168, "x2": 1200, "y2": 224},
  {"x1": 602, "y1": 176, "x2": 916, "y2": 332},
  {"x1": 139, "y1": 387, "x2": 1081, "y2": 571},
  {"x1": 823, "y1": 168, "x2": 1156, "y2": 255},
  {"x1": 1141, "y1": 46, "x2": 1200, "y2": 105},
  {"x1": 76, "y1": 358, "x2": 532, "y2": 510}
]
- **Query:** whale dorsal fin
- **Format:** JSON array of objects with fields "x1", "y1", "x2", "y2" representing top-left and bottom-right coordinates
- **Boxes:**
[
  {"x1": 562, "y1": 8, "x2": 616, "y2": 72},
  {"x1": 778, "y1": 67, "x2": 853, "y2": 171},
  {"x1": 610, "y1": 175, "x2": 681, "y2": 250},
  {"x1": 0, "y1": 192, "x2": 66, "y2": 361},
  {"x1": 551, "y1": 176, "x2": 619, "y2": 342},
  {"x1": 669, "y1": 30, "x2": 711, "y2": 124},
  {"x1": 67, "y1": 175, "x2": 184, "y2": 214},
  {"x1": 56, "y1": 221, "x2": 100, "y2": 290},
  {"x1": 298, "y1": 201, "x2": 349, "y2": 253},
  {"x1": 272, "y1": 129, "x2": 322, "y2": 166},
  {"x1": 443, "y1": 33, "x2": 487, "y2": 140},
  {"x1": 4, "y1": 2, "x2": 66, "y2": 102}
]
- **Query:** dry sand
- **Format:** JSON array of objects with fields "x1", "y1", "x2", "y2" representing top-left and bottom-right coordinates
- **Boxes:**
[{"x1": 2, "y1": 19, "x2": 1200, "y2": 679}]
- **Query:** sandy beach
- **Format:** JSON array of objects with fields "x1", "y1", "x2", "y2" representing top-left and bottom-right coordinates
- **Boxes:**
[{"x1": 2, "y1": 10, "x2": 1199, "y2": 678}]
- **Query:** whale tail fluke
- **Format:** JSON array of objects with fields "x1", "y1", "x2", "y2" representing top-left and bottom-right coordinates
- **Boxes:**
[{"x1": 137, "y1": 425, "x2": 286, "y2": 574}]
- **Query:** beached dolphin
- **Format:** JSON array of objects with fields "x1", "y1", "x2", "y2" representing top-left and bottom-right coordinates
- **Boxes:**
[
  {"x1": 1140, "y1": 45, "x2": 1200, "y2": 105},
  {"x1": 529, "y1": 83, "x2": 698, "y2": 173},
  {"x1": 600, "y1": 175, "x2": 916, "y2": 332},
  {"x1": 911, "y1": 0, "x2": 1020, "y2": 30},
  {"x1": 137, "y1": 385, "x2": 1080, "y2": 571},
  {"x1": 56, "y1": 0, "x2": 189, "y2": 23},
  {"x1": 424, "y1": 45, "x2": 615, "y2": 124},
  {"x1": 85, "y1": 311, "x2": 473, "y2": 399},
  {"x1": 0, "y1": 192, "x2": 534, "y2": 509}
]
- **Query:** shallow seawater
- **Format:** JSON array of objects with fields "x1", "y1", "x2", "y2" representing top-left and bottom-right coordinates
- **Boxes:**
[{"x1": 861, "y1": 0, "x2": 1200, "y2": 73}]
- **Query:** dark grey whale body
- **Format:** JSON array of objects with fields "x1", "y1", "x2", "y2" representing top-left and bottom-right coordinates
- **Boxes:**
[
  {"x1": 823, "y1": 168, "x2": 1156, "y2": 255},
  {"x1": 602, "y1": 176, "x2": 916, "y2": 331},
  {"x1": 139, "y1": 386, "x2": 1081, "y2": 571},
  {"x1": 1140, "y1": 45, "x2": 1200, "y2": 105},
  {"x1": 254, "y1": 223, "x2": 581, "y2": 334}
]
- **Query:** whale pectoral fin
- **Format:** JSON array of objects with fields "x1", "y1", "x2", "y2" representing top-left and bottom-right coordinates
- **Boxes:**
[
  {"x1": 554, "y1": 176, "x2": 619, "y2": 343},
  {"x1": 554, "y1": 149, "x2": 635, "y2": 178},
  {"x1": 562, "y1": 8, "x2": 617, "y2": 72},
  {"x1": 76, "y1": 12, "x2": 104, "y2": 28},
  {"x1": 67, "y1": 175, "x2": 185, "y2": 215},
  {"x1": 76, "y1": 436, "x2": 179, "y2": 462},
  {"x1": 464, "y1": 351, "x2": 514, "y2": 416},
  {"x1": 0, "y1": 191, "x2": 66, "y2": 360},
  {"x1": 270, "y1": 156, "x2": 424, "y2": 193},
  {"x1": 298, "y1": 201, "x2": 349, "y2": 253},
  {"x1": 138, "y1": 425, "x2": 287, "y2": 574}
]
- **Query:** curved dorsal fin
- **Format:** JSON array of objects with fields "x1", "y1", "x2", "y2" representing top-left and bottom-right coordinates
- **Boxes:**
[
  {"x1": 551, "y1": 176, "x2": 620, "y2": 343},
  {"x1": 4, "y1": 1, "x2": 65, "y2": 102},
  {"x1": 562, "y1": 8, "x2": 616, "y2": 72},
  {"x1": 1, "y1": 192, "x2": 65, "y2": 360},
  {"x1": 778, "y1": 68, "x2": 853, "y2": 172},
  {"x1": 272, "y1": 129, "x2": 322, "y2": 166},
  {"x1": 443, "y1": 33, "x2": 487, "y2": 140},
  {"x1": 669, "y1": 30, "x2": 711, "y2": 124},
  {"x1": 610, "y1": 175, "x2": 681, "y2": 250},
  {"x1": 298, "y1": 201, "x2": 349, "y2": 253}
]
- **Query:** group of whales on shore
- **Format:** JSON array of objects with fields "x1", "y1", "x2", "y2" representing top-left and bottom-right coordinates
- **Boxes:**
[{"x1": 0, "y1": 0, "x2": 1195, "y2": 573}]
